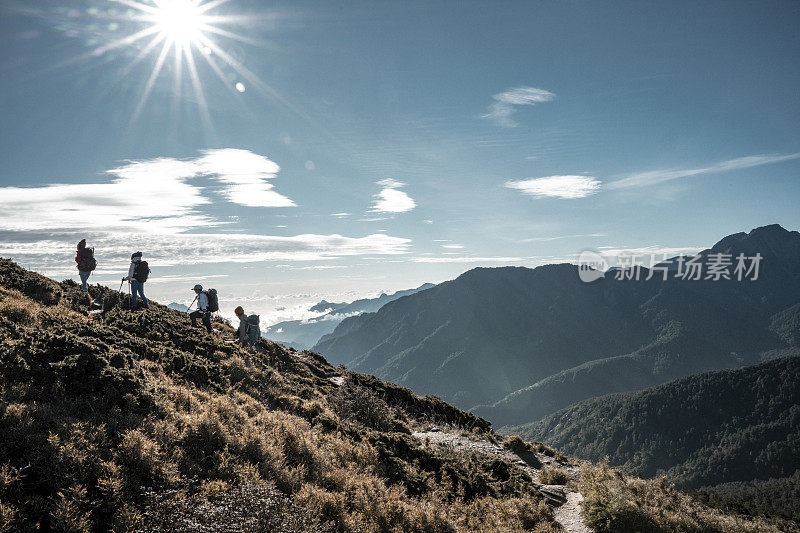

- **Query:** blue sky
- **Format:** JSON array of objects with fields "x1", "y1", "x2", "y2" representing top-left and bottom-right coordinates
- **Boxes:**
[{"x1": 1, "y1": 0, "x2": 799, "y2": 323}]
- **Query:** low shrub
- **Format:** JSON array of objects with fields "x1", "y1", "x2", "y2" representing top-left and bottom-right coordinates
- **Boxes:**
[
  {"x1": 329, "y1": 382, "x2": 397, "y2": 432},
  {"x1": 538, "y1": 467, "x2": 569, "y2": 485},
  {"x1": 503, "y1": 435, "x2": 531, "y2": 453}
]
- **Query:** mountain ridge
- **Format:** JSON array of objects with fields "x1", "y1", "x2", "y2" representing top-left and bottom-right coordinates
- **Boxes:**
[
  {"x1": 507, "y1": 355, "x2": 800, "y2": 496},
  {"x1": 314, "y1": 224, "x2": 800, "y2": 426}
]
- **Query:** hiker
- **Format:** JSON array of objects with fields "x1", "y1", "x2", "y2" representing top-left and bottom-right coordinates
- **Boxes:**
[
  {"x1": 234, "y1": 306, "x2": 260, "y2": 349},
  {"x1": 190, "y1": 284, "x2": 213, "y2": 333},
  {"x1": 122, "y1": 252, "x2": 149, "y2": 310},
  {"x1": 234, "y1": 306, "x2": 250, "y2": 346},
  {"x1": 75, "y1": 239, "x2": 97, "y2": 292}
]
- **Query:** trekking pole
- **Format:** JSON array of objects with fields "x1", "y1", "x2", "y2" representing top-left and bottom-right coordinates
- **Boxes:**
[
  {"x1": 188, "y1": 294, "x2": 198, "y2": 311},
  {"x1": 118, "y1": 279, "x2": 124, "y2": 293}
]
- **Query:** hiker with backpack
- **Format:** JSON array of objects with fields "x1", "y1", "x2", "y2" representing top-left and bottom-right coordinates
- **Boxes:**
[
  {"x1": 122, "y1": 252, "x2": 149, "y2": 310},
  {"x1": 234, "y1": 306, "x2": 260, "y2": 350},
  {"x1": 75, "y1": 239, "x2": 97, "y2": 292},
  {"x1": 189, "y1": 284, "x2": 217, "y2": 334}
]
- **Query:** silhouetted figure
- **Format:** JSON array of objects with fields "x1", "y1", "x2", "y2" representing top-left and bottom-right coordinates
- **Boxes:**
[{"x1": 75, "y1": 239, "x2": 96, "y2": 292}]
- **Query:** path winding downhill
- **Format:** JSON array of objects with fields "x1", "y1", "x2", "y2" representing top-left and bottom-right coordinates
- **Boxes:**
[
  {"x1": 287, "y1": 351, "x2": 591, "y2": 532},
  {"x1": 412, "y1": 429, "x2": 592, "y2": 533}
]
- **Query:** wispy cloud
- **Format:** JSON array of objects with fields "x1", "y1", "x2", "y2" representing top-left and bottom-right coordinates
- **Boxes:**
[
  {"x1": 607, "y1": 153, "x2": 800, "y2": 189},
  {"x1": 520, "y1": 233, "x2": 606, "y2": 242},
  {"x1": 505, "y1": 175, "x2": 601, "y2": 199},
  {"x1": 0, "y1": 233, "x2": 412, "y2": 277},
  {"x1": 595, "y1": 245, "x2": 704, "y2": 260},
  {"x1": 196, "y1": 149, "x2": 295, "y2": 207},
  {"x1": 0, "y1": 149, "x2": 418, "y2": 277},
  {"x1": 412, "y1": 256, "x2": 528, "y2": 263},
  {"x1": 441, "y1": 244, "x2": 464, "y2": 249},
  {"x1": 369, "y1": 179, "x2": 416, "y2": 213},
  {"x1": 331, "y1": 212, "x2": 351, "y2": 218},
  {"x1": 0, "y1": 149, "x2": 295, "y2": 234},
  {"x1": 0, "y1": 158, "x2": 211, "y2": 233},
  {"x1": 482, "y1": 86, "x2": 555, "y2": 127}
]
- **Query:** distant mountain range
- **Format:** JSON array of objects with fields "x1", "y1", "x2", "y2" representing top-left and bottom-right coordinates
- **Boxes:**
[
  {"x1": 263, "y1": 283, "x2": 435, "y2": 350},
  {"x1": 313, "y1": 224, "x2": 800, "y2": 426},
  {"x1": 167, "y1": 302, "x2": 190, "y2": 312}
]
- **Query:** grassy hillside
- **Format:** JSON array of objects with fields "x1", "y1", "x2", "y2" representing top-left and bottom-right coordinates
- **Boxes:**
[
  {"x1": 510, "y1": 357, "x2": 800, "y2": 491},
  {"x1": 0, "y1": 258, "x2": 553, "y2": 532},
  {"x1": 0, "y1": 258, "x2": 794, "y2": 532}
]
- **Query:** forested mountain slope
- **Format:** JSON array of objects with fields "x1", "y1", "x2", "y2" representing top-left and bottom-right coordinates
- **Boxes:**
[{"x1": 510, "y1": 356, "x2": 800, "y2": 489}]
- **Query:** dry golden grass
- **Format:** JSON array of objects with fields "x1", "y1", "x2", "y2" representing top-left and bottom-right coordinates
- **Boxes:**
[
  {"x1": 0, "y1": 259, "x2": 557, "y2": 532},
  {"x1": 579, "y1": 461, "x2": 799, "y2": 533},
  {"x1": 538, "y1": 467, "x2": 569, "y2": 486},
  {"x1": 1, "y1": 259, "x2": 792, "y2": 532}
]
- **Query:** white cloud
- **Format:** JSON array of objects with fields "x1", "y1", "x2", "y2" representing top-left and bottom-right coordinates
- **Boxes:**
[
  {"x1": 0, "y1": 232, "x2": 412, "y2": 277},
  {"x1": 607, "y1": 153, "x2": 800, "y2": 189},
  {"x1": 594, "y1": 245, "x2": 704, "y2": 261},
  {"x1": 0, "y1": 158, "x2": 211, "y2": 233},
  {"x1": 482, "y1": 86, "x2": 555, "y2": 127},
  {"x1": 520, "y1": 233, "x2": 606, "y2": 242},
  {"x1": 412, "y1": 256, "x2": 528, "y2": 263},
  {"x1": 0, "y1": 149, "x2": 295, "y2": 235},
  {"x1": 441, "y1": 244, "x2": 464, "y2": 249},
  {"x1": 505, "y1": 175, "x2": 601, "y2": 199},
  {"x1": 369, "y1": 179, "x2": 416, "y2": 213},
  {"x1": 331, "y1": 212, "x2": 350, "y2": 218},
  {"x1": 197, "y1": 149, "x2": 295, "y2": 207}
]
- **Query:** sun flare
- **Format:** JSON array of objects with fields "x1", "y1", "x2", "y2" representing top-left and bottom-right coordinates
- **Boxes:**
[
  {"x1": 152, "y1": 0, "x2": 205, "y2": 44},
  {"x1": 95, "y1": 0, "x2": 269, "y2": 126}
]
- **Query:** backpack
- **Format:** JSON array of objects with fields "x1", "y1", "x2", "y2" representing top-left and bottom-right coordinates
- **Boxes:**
[
  {"x1": 204, "y1": 289, "x2": 219, "y2": 312},
  {"x1": 246, "y1": 314, "x2": 260, "y2": 343},
  {"x1": 133, "y1": 261, "x2": 150, "y2": 282},
  {"x1": 78, "y1": 248, "x2": 97, "y2": 272}
]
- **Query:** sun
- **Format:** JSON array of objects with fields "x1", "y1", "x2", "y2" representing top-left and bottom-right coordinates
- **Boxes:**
[
  {"x1": 152, "y1": 0, "x2": 206, "y2": 45},
  {"x1": 95, "y1": 0, "x2": 270, "y2": 126}
]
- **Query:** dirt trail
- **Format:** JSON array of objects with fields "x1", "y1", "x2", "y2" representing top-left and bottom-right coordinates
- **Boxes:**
[{"x1": 413, "y1": 429, "x2": 592, "y2": 533}]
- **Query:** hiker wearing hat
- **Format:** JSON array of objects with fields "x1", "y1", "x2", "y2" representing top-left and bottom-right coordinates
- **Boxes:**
[
  {"x1": 234, "y1": 306, "x2": 252, "y2": 347},
  {"x1": 122, "y1": 252, "x2": 149, "y2": 310},
  {"x1": 190, "y1": 284, "x2": 213, "y2": 333}
]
